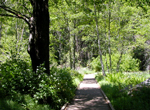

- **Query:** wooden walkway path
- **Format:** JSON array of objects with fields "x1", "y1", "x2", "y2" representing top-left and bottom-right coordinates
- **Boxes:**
[{"x1": 65, "y1": 74, "x2": 114, "y2": 110}]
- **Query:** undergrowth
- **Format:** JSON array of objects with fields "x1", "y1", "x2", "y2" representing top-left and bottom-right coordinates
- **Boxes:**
[
  {"x1": 0, "y1": 59, "x2": 83, "y2": 110},
  {"x1": 95, "y1": 72, "x2": 150, "y2": 110}
]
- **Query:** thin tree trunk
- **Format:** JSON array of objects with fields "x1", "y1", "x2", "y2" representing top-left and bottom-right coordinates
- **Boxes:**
[
  {"x1": 116, "y1": 2, "x2": 123, "y2": 73},
  {"x1": 104, "y1": 15, "x2": 109, "y2": 73},
  {"x1": 94, "y1": 0, "x2": 106, "y2": 76},
  {"x1": 20, "y1": 25, "x2": 24, "y2": 42},
  {"x1": 116, "y1": 48, "x2": 123, "y2": 72},
  {"x1": 18, "y1": 24, "x2": 25, "y2": 53},
  {"x1": 73, "y1": 20, "x2": 76, "y2": 69},
  {"x1": 15, "y1": 20, "x2": 18, "y2": 54},
  {"x1": 76, "y1": 34, "x2": 79, "y2": 53},
  {"x1": 0, "y1": 21, "x2": 2, "y2": 45},
  {"x1": 57, "y1": 31, "x2": 62, "y2": 65},
  {"x1": 73, "y1": 34, "x2": 76, "y2": 69},
  {"x1": 105, "y1": 55, "x2": 109, "y2": 73},
  {"x1": 108, "y1": 1, "x2": 112, "y2": 73},
  {"x1": 67, "y1": 19, "x2": 72, "y2": 69},
  {"x1": 63, "y1": 13, "x2": 72, "y2": 69},
  {"x1": 69, "y1": 38, "x2": 72, "y2": 69}
]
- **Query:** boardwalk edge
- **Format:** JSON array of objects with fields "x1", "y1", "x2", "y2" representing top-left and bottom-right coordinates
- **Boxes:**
[
  {"x1": 100, "y1": 88, "x2": 115, "y2": 110},
  {"x1": 61, "y1": 77, "x2": 83, "y2": 110}
]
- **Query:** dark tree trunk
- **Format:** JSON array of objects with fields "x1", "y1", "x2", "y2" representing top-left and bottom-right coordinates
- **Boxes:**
[
  {"x1": 0, "y1": 21, "x2": 2, "y2": 45},
  {"x1": 28, "y1": 0, "x2": 50, "y2": 74},
  {"x1": 73, "y1": 20, "x2": 76, "y2": 70}
]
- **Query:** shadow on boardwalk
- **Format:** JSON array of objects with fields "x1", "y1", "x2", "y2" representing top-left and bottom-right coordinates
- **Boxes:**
[{"x1": 66, "y1": 74, "x2": 114, "y2": 110}]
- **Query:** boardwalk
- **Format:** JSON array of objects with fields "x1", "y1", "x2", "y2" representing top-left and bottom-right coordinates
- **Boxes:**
[{"x1": 66, "y1": 74, "x2": 114, "y2": 110}]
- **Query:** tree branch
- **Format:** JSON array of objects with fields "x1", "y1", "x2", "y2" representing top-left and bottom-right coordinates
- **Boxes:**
[
  {"x1": 0, "y1": 5, "x2": 30, "y2": 19},
  {"x1": 0, "y1": 5, "x2": 30, "y2": 25},
  {"x1": 0, "y1": 14, "x2": 18, "y2": 18}
]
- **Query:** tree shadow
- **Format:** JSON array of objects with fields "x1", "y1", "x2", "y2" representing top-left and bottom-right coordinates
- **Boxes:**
[{"x1": 67, "y1": 78, "x2": 111, "y2": 110}]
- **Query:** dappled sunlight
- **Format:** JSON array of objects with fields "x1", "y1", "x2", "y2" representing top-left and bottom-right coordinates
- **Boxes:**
[
  {"x1": 67, "y1": 74, "x2": 112, "y2": 110},
  {"x1": 79, "y1": 83, "x2": 99, "y2": 89}
]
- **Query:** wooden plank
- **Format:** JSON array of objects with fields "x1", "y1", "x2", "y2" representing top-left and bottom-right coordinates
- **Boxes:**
[{"x1": 65, "y1": 74, "x2": 114, "y2": 110}]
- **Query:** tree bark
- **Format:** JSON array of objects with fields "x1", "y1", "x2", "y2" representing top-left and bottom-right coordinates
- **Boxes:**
[
  {"x1": 0, "y1": 21, "x2": 2, "y2": 45},
  {"x1": 94, "y1": 0, "x2": 106, "y2": 76},
  {"x1": 116, "y1": 48, "x2": 123, "y2": 72},
  {"x1": 73, "y1": 20, "x2": 76, "y2": 70},
  {"x1": 104, "y1": 15, "x2": 109, "y2": 73},
  {"x1": 108, "y1": 1, "x2": 112, "y2": 73},
  {"x1": 67, "y1": 19, "x2": 72, "y2": 69},
  {"x1": 27, "y1": 0, "x2": 50, "y2": 74},
  {"x1": 19, "y1": 23, "x2": 25, "y2": 53},
  {"x1": 0, "y1": 1, "x2": 50, "y2": 74}
]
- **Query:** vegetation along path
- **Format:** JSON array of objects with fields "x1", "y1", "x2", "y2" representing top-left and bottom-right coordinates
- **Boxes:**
[{"x1": 66, "y1": 74, "x2": 114, "y2": 110}]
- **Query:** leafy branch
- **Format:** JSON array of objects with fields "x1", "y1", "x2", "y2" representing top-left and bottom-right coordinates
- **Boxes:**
[{"x1": 0, "y1": 5, "x2": 30, "y2": 24}]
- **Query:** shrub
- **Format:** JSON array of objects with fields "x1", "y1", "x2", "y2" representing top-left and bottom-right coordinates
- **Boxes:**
[
  {"x1": 90, "y1": 53, "x2": 140, "y2": 72},
  {"x1": 90, "y1": 56, "x2": 101, "y2": 72},
  {"x1": 0, "y1": 59, "x2": 83, "y2": 110},
  {"x1": 0, "y1": 59, "x2": 32, "y2": 95}
]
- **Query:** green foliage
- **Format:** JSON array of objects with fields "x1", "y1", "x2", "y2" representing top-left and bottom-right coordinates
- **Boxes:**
[
  {"x1": 90, "y1": 56, "x2": 101, "y2": 72},
  {"x1": 0, "y1": 59, "x2": 83, "y2": 110},
  {"x1": 90, "y1": 53, "x2": 140, "y2": 72},
  {"x1": 95, "y1": 72, "x2": 150, "y2": 110},
  {"x1": 0, "y1": 24, "x2": 29, "y2": 63},
  {"x1": 0, "y1": 94, "x2": 54, "y2": 110},
  {"x1": 105, "y1": 72, "x2": 145, "y2": 89},
  {"x1": 0, "y1": 99, "x2": 24, "y2": 110},
  {"x1": 48, "y1": 67, "x2": 83, "y2": 107}
]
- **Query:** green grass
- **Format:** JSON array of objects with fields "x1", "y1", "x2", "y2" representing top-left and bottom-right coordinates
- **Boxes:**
[{"x1": 95, "y1": 72, "x2": 150, "y2": 110}]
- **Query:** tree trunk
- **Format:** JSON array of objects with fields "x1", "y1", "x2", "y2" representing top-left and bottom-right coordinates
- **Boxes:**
[
  {"x1": 73, "y1": 20, "x2": 76, "y2": 70},
  {"x1": 73, "y1": 34, "x2": 76, "y2": 69},
  {"x1": 0, "y1": 21, "x2": 2, "y2": 45},
  {"x1": 94, "y1": 0, "x2": 106, "y2": 76},
  {"x1": 104, "y1": 15, "x2": 109, "y2": 73},
  {"x1": 19, "y1": 23, "x2": 25, "y2": 53},
  {"x1": 67, "y1": 19, "x2": 72, "y2": 69},
  {"x1": 108, "y1": 1, "x2": 112, "y2": 73},
  {"x1": 116, "y1": 2, "x2": 122, "y2": 73},
  {"x1": 15, "y1": 20, "x2": 19, "y2": 55},
  {"x1": 116, "y1": 48, "x2": 123, "y2": 72},
  {"x1": 57, "y1": 31, "x2": 62, "y2": 65},
  {"x1": 69, "y1": 38, "x2": 72, "y2": 69},
  {"x1": 28, "y1": 0, "x2": 50, "y2": 74}
]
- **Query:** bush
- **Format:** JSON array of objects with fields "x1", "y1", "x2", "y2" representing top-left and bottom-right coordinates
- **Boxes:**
[
  {"x1": 0, "y1": 59, "x2": 83, "y2": 110},
  {"x1": 90, "y1": 53, "x2": 140, "y2": 72}
]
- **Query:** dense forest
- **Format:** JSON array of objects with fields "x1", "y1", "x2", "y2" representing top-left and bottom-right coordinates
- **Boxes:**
[{"x1": 0, "y1": 0, "x2": 150, "y2": 110}]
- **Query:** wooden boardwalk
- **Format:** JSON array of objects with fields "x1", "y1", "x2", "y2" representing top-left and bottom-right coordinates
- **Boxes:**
[{"x1": 66, "y1": 74, "x2": 114, "y2": 110}]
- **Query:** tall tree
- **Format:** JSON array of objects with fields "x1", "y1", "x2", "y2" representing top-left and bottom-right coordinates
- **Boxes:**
[
  {"x1": 107, "y1": 0, "x2": 112, "y2": 73},
  {"x1": 94, "y1": 0, "x2": 106, "y2": 76},
  {"x1": 0, "y1": 0, "x2": 50, "y2": 74},
  {"x1": 0, "y1": 21, "x2": 2, "y2": 45}
]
